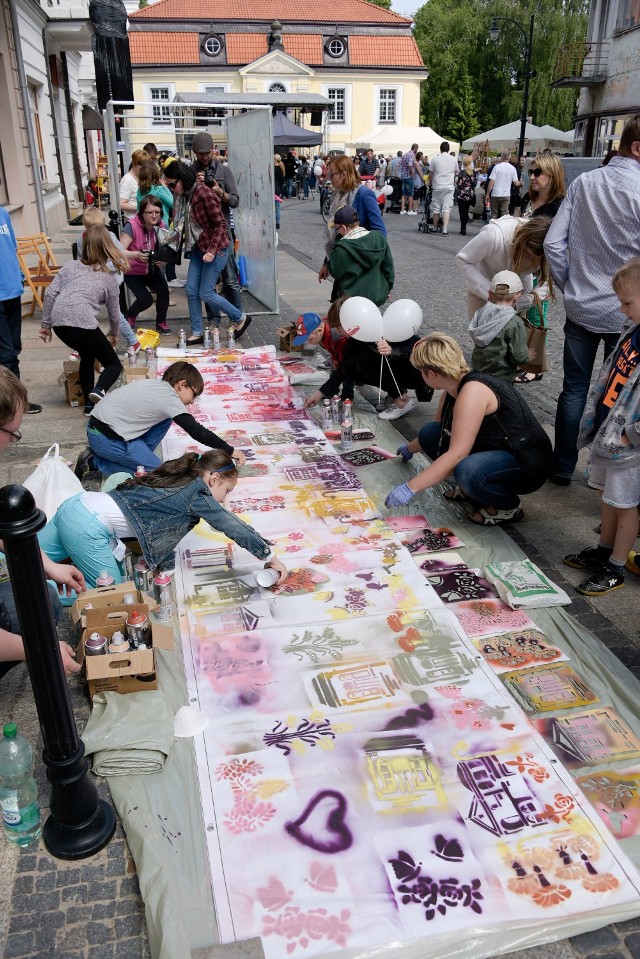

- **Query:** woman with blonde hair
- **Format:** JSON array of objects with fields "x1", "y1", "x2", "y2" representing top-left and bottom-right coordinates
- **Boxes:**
[
  {"x1": 39, "y1": 226, "x2": 127, "y2": 415},
  {"x1": 520, "y1": 153, "x2": 566, "y2": 219},
  {"x1": 119, "y1": 149, "x2": 149, "y2": 221},
  {"x1": 318, "y1": 153, "x2": 387, "y2": 293},
  {"x1": 385, "y1": 332, "x2": 551, "y2": 525}
]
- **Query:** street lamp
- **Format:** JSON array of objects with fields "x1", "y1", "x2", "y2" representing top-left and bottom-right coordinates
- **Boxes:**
[{"x1": 489, "y1": 14, "x2": 535, "y2": 160}]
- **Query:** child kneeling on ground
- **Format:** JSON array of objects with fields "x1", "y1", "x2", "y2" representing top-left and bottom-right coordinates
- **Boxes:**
[
  {"x1": 468, "y1": 271, "x2": 532, "y2": 382},
  {"x1": 564, "y1": 257, "x2": 640, "y2": 596},
  {"x1": 75, "y1": 360, "x2": 246, "y2": 479},
  {"x1": 40, "y1": 450, "x2": 286, "y2": 588}
]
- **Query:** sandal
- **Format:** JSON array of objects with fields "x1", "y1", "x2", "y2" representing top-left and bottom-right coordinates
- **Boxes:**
[
  {"x1": 514, "y1": 370, "x2": 543, "y2": 384},
  {"x1": 468, "y1": 505, "x2": 525, "y2": 526},
  {"x1": 443, "y1": 486, "x2": 471, "y2": 503}
]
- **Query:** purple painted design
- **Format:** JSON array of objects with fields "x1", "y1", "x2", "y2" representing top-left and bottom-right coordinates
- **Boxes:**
[
  {"x1": 285, "y1": 790, "x2": 353, "y2": 854},
  {"x1": 263, "y1": 717, "x2": 336, "y2": 755},
  {"x1": 389, "y1": 849, "x2": 483, "y2": 920}
]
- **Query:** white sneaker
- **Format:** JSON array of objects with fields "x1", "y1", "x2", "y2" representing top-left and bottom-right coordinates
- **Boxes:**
[
  {"x1": 407, "y1": 211, "x2": 418, "y2": 216},
  {"x1": 167, "y1": 278, "x2": 187, "y2": 288},
  {"x1": 378, "y1": 397, "x2": 416, "y2": 420},
  {"x1": 400, "y1": 210, "x2": 408, "y2": 215}
]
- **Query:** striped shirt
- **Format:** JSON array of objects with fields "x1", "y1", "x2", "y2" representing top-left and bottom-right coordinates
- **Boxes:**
[{"x1": 544, "y1": 156, "x2": 640, "y2": 333}]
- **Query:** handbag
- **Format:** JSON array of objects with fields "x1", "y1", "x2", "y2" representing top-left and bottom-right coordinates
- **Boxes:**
[
  {"x1": 23, "y1": 444, "x2": 83, "y2": 521},
  {"x1": 495, "y1": 399, "x2": 553, "y2": 479},
  {"x1": 155, "y1": 226, "x2": 183, "y2": 265}
]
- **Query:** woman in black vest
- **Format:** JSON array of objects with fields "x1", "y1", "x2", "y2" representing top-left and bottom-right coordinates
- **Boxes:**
[{"x1": 385, "y1": 332, "x2": 551, "y2": 524}]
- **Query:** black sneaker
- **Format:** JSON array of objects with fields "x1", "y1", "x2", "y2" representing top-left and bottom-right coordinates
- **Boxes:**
[
  {"x1": 234, "y1": 316, "x2": 253, "y2": 340},
  {"x1": 564, "y1": 546, "x2": 610, "y2": 571},
  {"x1": 576, "y1": 565, "x2": 624, "y2": 596},
  {"x1": 74, "y1": 447, "x2": 95, "y2": 479},
  {"x1": 550, "y1": 473, "x2": 572, "y2": 486},
  {"x1": 27, "y1": 402, "x2": 42, "y2": 414}
]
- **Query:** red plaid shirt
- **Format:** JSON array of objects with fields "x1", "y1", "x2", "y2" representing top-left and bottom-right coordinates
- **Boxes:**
[{"x1": 190, "y1": 181, "x2": 229, "y2": 257}]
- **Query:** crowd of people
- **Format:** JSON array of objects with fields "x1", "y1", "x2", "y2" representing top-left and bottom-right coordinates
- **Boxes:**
[{"x1": 0, "y1": 116, "x2": 638, "y2": 677}]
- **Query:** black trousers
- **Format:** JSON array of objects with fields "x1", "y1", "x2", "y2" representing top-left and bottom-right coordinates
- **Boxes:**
[
  {"x1": 340, "y1": 350, "x2": 428, "y2": 400},
  {"x1": 124, "y1": 270, "x2": 169, "y2": 326},
  {"x1": 0, "y1": 295, "x2": 22, "y2": 377},
  {"x1": 53, "y1": 326, "x2": 121, "y2": 404},
  {"x1": 458, "y1": 200, "x2": 472, "y2": 233}
]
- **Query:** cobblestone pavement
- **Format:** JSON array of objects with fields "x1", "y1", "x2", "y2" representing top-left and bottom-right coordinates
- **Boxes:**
[{"x1": 0, "y1": 198, "x2": 638, "y2": 959}]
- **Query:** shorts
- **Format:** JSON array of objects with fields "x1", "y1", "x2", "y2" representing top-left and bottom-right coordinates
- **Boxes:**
[
  {"x1": 431, "y1": 187, "x2": 455, "y2": 215},
  {"x1": 588, "y1": 453, "x2": 640, "y2": 509},
  {"x1": 401, "y1": 178, "x2": 414, "y2": 198}
]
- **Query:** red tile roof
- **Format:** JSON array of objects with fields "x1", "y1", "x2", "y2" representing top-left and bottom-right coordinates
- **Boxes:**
[
  {"x1": 226, "y1": 33, "x2": 267, "y2": 63},
  {"x1": 131, "y1": 0, "x2": 410, "y2": 23},
  {"x1": 130, "y1": 32, "x2": 200, "y2": 64},
  {"x1": 283, "y1": 34, "x2": 324, "y2": 65},
  {"x1": 350, "y1": 35, "x2": 425, "y2": 67}
]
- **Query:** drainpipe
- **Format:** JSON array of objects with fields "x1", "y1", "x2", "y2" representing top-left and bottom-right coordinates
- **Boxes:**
[{"x1": 7, "y1": 0, "x2": 47, "y2": 230}]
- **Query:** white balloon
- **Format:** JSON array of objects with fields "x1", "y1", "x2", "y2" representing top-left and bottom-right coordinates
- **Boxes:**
[
  {"x1": 382, "y1": 184, "x2": 394, "y2": 196},
  {"x1": 339, "y1": 296, "x2": 383, "y2": 342},
  {"x1": 313, "y1": 164, "x2": 323, "y2": 176},
  {"x1": 382, "y1": 299, "x2": 423, "y2": 342}
]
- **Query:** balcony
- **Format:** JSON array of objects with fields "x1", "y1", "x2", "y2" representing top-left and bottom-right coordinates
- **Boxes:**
[
  {"x1": 41, "y1": 0, "x2": 93, "y2": 51},
  {"x1": 551, "y1": 42, "x2": 609, "y2": 88}
]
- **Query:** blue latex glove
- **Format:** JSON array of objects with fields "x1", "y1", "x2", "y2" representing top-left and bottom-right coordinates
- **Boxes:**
[
  {"x1": 396, "y1": 444, "x2": 413, "y2": 462},
  {"x1": 385, "y1": 483, "x2": 415, "y2": 508}
]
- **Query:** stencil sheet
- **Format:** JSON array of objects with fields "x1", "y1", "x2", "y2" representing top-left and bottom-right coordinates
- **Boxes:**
[{"x1": 161, "y1": 347, "x2": 640, "y2": 959}]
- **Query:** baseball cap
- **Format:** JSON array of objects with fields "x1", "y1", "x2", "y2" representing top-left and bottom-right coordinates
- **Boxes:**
[
  {"x1": 490, "y1": 270, "x2": 523, "y2": 294},
  {"x1": 192, "y1": 132, "x2": 214, "y2": 153},
  {"x1": 292, "y1": 313, "x2": 322, "y2": 345},
  {"x1": 334, "y1": 206, "x2": 358, "y2": 226}
]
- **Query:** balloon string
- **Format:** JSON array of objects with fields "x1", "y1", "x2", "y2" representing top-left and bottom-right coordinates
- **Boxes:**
[
  {"x1": 378, "y1": 355, "x2": 384, "y2": 404},
  {"x1": 383, "y1": 355, "x2": 403, "y2": 398}
]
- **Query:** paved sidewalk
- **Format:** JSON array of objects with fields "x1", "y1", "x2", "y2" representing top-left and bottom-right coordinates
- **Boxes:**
[{"x1": 0, "y1": 202, "x2": 638, "y2": 959}]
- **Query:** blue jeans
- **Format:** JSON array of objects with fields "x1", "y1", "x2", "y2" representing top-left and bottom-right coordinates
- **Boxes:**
[
  {"x1": 0, "y1": 295, "x2": 22, "y2": 377},
  {"x1": 186, "y1": 247, "x2": 243, "y2": 334},
  {"x1": 554, "y1": 318, "x2": 619, "y2": 478},
  {"x1": 88, "y1": 419, "x2": 171, "y2": 476},
  {"x1": 418, "y1": 422, "x2": 542, "y2": 510},
  {"x1": 38, "y1": 495, "x2": 124, "y2": 589},
  {"x1": 275, "y1": 200, "x2": 281, "y2": 229},
  {"x1": 205, "y1": 249, "x2": 242, "y2": 323},
  {"x1": 0, "y1": 578, "x2": 61, "y2": 679},
  {"x1": 119, "y1": 312, "x2": 137, "y2": 347}
]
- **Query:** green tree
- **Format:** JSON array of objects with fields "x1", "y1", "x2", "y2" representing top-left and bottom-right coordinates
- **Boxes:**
[
  {"x1": 367, "y1": 0, "x2": 392, "y2": 8},
  {"x1": 414, "y1": 0, "x2": 589, "y2": 145},
  {"x1": 138, "y1": 0, "x2": 148, "y2": 7}
]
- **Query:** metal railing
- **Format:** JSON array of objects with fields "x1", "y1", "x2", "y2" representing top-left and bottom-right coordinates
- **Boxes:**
[{"x1": 552, "y1": 41, "x2": 609, "y2": 85}]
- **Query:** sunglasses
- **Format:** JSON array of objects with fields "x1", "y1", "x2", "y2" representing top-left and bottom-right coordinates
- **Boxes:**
[
  {"x1": 165, "y1": 181, "x2": 177, "y2": 191},
  {"x1": 0, "y1": 427, "x2": 22, "y2": 442},
  {"x1": 529, "y1": 168, "x2": 544, "y2": 177}
]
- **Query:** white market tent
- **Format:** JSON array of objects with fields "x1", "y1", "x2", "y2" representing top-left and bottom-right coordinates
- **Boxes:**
[
  {"x1": 462, "y1": 120, "x2": 575, "y2": 154},
  {"x1": 348, "y1": 125, "x2": 458, "y2": 158}
]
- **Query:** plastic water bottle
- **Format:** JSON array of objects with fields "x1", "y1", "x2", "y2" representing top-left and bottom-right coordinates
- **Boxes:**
[{"x1": 0, "y1": 723, "x2": 42, "y2": 847}]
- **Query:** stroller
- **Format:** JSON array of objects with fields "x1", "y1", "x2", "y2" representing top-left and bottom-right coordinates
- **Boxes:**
[
  {"x1": 386, "y1": 177, "x2": 402, "y2": 214},
  {"x1": 417, "y1": 188, "x2": 437, "y2": 233}
]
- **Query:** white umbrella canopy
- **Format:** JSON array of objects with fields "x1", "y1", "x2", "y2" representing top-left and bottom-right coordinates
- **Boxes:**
[
  {"x1": 461, "y1": 120, "x2": 573, "y2": 154},
  {"x1": 347, "y1": 125, "x2": 458, "y2": 158}
]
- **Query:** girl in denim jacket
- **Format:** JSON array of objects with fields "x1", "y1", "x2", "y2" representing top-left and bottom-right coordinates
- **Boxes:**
[{"x1": 39, "y1": 450, "x2": 287, "y2": 588}]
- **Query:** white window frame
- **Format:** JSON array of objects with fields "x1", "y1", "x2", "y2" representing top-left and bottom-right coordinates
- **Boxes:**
[
  {"x1": 322, "y1": 84, "x2": 351, "y2": 128},
  {"x1": 267, "y1": 80, "x2": 290, "y2": 94},
  {"x1": 198, "y1": 82, "x2": 232, "y2": 94},
  {"x1": 144, "y1": 83, "x2": 175, "y2": 126},
  {"x1": 375, "y1": 85, "x2": 401, "y2": 125},
  {"x1": 326, "y1": 37, "x2": 346, "y2": 58},
  {"x1": 203, "y1": 35, "x2": 223, "y2": 57}
]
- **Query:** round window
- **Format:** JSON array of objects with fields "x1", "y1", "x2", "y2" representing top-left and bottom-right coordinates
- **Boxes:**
[
  {"x1": 269, "y1": 82, "x2": 287, "y2": 93},
  {"x1": 204, "y1": 35, "x2": 222, "y2": 57},
  {"x1": 327, "y1": 37, "x2": 346, "y2": 58}
]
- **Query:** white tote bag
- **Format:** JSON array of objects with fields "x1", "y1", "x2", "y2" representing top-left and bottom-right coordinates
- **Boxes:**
[{"x1": 23, "y1": 444, "x2": 83, "y2": 521}]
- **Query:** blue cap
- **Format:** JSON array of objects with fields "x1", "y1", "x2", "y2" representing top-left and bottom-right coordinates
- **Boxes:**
[{"x1": 292, "y1": 313, "x2": 322, "y2": 346}]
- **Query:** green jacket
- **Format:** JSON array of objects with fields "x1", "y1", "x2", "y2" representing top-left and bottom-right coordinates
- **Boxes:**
[{"x1": 328, "y1": 228, "x2": 394, "y2": 306}]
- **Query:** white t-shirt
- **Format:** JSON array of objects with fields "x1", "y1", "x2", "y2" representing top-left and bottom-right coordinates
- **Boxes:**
[
  {"x1": 429, "y1": 153, "x2": 458, "y2": 190},
  {"x1": 81, "y1": 492, "x2": 134, "y2": 539},
  {"x1": 489, "y1": 161, "x2": 518, "y2": 198},
  {"x1": 119, "y1": 171, "x2": 139, "y2": 221}
]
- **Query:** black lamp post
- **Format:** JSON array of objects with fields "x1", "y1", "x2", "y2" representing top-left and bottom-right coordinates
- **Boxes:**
[
  {"x1": 0, "y1": 485, "x2": 116, "y2": 859},
  {"x1": 489, "y1": 13, "x2": 535, "y2": 160}
]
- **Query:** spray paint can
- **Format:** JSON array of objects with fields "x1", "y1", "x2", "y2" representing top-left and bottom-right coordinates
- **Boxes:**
[
  {"x1": 126, "y1": 611, "x2": 150, "y2": 651},
  {"x1": 127, "y1": 347, "x2": 137, "y2": 368},
  {"x1": 255, "y1": 568, "x2": 279, "y2": 588},
  {"x1": 145, "y1": 347, "x2": 156, "y2": 371},
  {"x1": 331, "y1": 395, "x2": 341, "y2": 426},
  {"x1": 178, "y1": 329, "x2": 187, "y2": 349},
  {"x1": 96, "y1": 570, "x2": 115, "y2": 588},
  {"x1": 108, "y1": 631, "x2": 129, "y2": 655},
  {"x1": 135, "y1": 466, "x2": 146, "y2": 477},
  {"x1": 321, "y1": 398, "x2": 332, "y2": 430},
  {"x1": 134, "y1": 559, "x2": 153, "y2": 595},
  {"x1": 227, "y1": 327, "x2": 235, "y2": 350},
  {"x1": 203, "y1": 327, "x2": 212, "y2": 350},
  {"x1": 122, "y1": 593, "x2": 136, "y2": 606},
  {"x1": 153, "y1": 573, "x2": 174, "y2": 621},
  {"x1": 84, "y1": 632, "x2": 107, "y2": 656},
  {"x1": 213, "y1": 327, "x2": 220, "y2": 351},
  {"x1": 340, "y1": 399, "x2": 353, "y2": 450}
]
